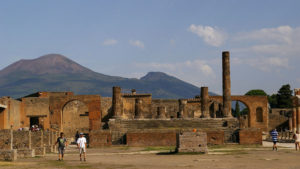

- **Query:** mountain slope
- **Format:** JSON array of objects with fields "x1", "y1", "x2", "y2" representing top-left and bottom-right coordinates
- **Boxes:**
[{"x1": 0, "y1": 54, "x2": 214, "y2": 98}]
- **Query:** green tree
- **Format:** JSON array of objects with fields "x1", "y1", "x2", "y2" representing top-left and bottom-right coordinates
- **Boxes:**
[
  {"x1": 277, "y1": 84, "x2": 293, "y2": 108},
  {"x1": 245, "y1": 89, "x2": 267, "y2": 96},
  {"x1": 268, "y1": 94, "x2": 278, "y2": 108},
  {"x1": 235, "y1": 101, "x2": 240, "y2": 117}
]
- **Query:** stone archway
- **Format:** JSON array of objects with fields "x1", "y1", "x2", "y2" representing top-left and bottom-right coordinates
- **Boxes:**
[{"x1": 62, "y1": 100, "x2": 89, "y2": 140}]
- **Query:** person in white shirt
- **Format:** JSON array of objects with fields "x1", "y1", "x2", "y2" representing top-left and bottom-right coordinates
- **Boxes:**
[
  {"x1": 294, "y1": 130, "x2": 300, "y2": 151},
  {"x1": 77, "y1": 133, "x2": 87, "y2": 161}
]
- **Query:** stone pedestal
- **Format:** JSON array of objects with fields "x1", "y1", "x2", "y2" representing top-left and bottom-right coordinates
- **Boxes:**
[{"x1": 176, "y1": 131, "x2": 208, "y2": 153}]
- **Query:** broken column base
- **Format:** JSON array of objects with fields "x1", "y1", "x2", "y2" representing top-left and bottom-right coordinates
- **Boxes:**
[
  {"x1": 0, "y1": 149, "x2": 17, "y2": 161},
  {"x1": 176, "y1": 131, "x2": 208, "y2": 153}
]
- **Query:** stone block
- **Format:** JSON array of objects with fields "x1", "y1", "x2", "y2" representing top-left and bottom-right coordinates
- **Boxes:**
[
  {"x1": 0, "y1": 149, "x2": 17, "y2": 161},
  {"x1": 176, "y1": 131, "x2": 208, "y2": 153}
]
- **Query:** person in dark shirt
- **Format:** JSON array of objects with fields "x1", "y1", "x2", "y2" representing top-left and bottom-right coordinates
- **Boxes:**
[
  {"x1": 55, "y1": 132, "x2": 68, "y2": 161},
  {"x1": 270, "y1": 129, "x2": 278, "y2": 151}
]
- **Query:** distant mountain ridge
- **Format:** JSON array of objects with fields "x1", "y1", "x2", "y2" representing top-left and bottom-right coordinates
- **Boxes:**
[{"x1": 0, "y1": 54, "x2": 215, "y2": 98}]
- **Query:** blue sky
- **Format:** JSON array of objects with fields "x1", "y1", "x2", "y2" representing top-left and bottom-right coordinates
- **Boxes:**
[{"x1": 0, "y1": 0, "x2": 299, "y2": 95}]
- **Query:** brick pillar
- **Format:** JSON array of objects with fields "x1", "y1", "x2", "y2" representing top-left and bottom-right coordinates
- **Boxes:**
[
  {"x1": 222, "y1": 51, "x2": 232, "y2": 117},
  {"x1": 178, "y1": 99, "x2": 187, "y2": 118},
  {"x1": 289, "y1": 117, "x2": 293, "y2": 131},
  {"x1": 201, "y1": 87, "x2": 210, "y2": 118},
  {"x1": 134, "y1": 98, "x2": 143, "y2": 119},
  {"x1": 112, "y1": 86, "x2": 122, "y2": 119},
  {"x1": 157, "y1": 106, "x2": 166, "y2": 119}
]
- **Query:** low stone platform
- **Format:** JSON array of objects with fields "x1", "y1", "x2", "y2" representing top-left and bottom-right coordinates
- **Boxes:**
[
  {"x1": 0, "y1": 149, "x2": 17, "y2": 161},
  {"x1": 176, "y1": 131, "x2": 208, "y2": 153}
]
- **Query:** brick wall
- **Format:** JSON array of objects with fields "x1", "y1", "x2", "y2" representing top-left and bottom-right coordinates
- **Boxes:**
[
  {"x1": 239, "y1": 128, "x2": 262, "y2": 145},
  {"x1": 126, "y1": 130, "x2": 177, "y2": 146},
  {"x1": 206, "y1": 131, "x2": 224, "y2": 145},
  {"x1": 89, "y1": 130, "x2": 112, "y2": 147}
]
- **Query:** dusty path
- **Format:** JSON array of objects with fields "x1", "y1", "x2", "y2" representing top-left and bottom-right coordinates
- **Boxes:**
[{"x1": 1, "y1": 142, "x2": 299, "y2": 169}]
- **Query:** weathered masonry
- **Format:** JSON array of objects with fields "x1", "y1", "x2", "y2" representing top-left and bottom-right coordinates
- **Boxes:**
[{"x1": 0, "y1": 51, "x2": 273, "y2": 147}]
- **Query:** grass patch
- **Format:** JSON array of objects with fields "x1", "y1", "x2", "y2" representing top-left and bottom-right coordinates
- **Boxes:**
[
  {"x1": 118, "y1": 146, "x2": 130, "y2": 150},
  {"x1": 0, "y1": 161, "x2": 14, "y2": 166},
  {"x1": 142, "y1": 146, "x2": 175, "y2": 151}
]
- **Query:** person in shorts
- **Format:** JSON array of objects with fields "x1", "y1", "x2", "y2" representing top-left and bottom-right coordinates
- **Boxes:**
[
  {"x1": 55, "y1": 132, "x2": 68, "y2": 161},
  {"x1": 270, "y1": 129, "x2": 278, "y2": 151},
  {"x1": 77, "y1": 133, "x2": 87, "y2": 161},
  {"x1": 293, "y1": 130, "x2": 300, "y2": 151}
]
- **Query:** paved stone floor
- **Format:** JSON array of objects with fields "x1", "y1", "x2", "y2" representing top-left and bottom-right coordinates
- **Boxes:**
[{"x1": 0, "y1": 142, "x2": 299, "y2": 169}]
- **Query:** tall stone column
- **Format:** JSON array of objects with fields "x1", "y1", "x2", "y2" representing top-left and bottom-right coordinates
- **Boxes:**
[
  {"x1": 222, "y1": 51, "x2": 232, "y2": 117},
  {"x1": 112, "y1": 86, "x2": 122, "y2": 119},
  {"x1": 201, "y1": 87, "x2": 210, "y2": 118},
  {"x1": 292, "y1": 107, "x2": 297, "y2": 132},
  {"x1": 178, "y1": 99, "x2": 187, "y2": 118},
  {"x1": 134, "y1": 98, "x2": 143, "y2": 119}
]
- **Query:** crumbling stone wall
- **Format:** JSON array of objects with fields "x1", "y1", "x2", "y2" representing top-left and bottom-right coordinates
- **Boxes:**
[
  {"x1": 13, "y1": 130, "x2": 31, "y2": 149},
  {"x1": 0, "y1": 129, "x2": 12, "y2": 150}
]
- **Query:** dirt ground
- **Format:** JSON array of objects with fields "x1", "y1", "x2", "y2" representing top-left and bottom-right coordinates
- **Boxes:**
[{"x1": 1, "y1": 142, "x2": 300, "y2": 169}]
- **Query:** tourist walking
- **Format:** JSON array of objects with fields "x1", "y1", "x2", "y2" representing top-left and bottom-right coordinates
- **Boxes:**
[
  {"x1": 55, "y1": 132, "x2": 68, "y2": 161},
  {"x1": 270, "y1": 129, "x2": 278, "y2": 151},
  {"x1": 294, "y1": 131, "x2": 300, "y2": 151},
  {"x1": 77, "y1": 133, "x2": 87, "y2": 161}
]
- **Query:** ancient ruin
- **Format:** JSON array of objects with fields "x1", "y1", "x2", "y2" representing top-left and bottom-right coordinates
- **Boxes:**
[{"x1": 0, "y1": 51, "x2": 291, "y2": 159}]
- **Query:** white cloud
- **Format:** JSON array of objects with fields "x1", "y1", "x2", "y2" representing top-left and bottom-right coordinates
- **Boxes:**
[
  {"x1": 129, "y1": 40, "x2": 144, "y2": 48},
  {"x1": 231, "y1": 25, "x2": 300, "y2": 72},
  {"x1": 134, "y1": 59, "x2": 215, "y2": 77},
  {"x1": 188, "y1": 24, "x2": 226, "y2": 47},
  {"x1": 235, "y1": 26, "x2": 293, "y2": 44},
  {"x1": 102, "y1": 39, "x2": 118, "y2": 46}
]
